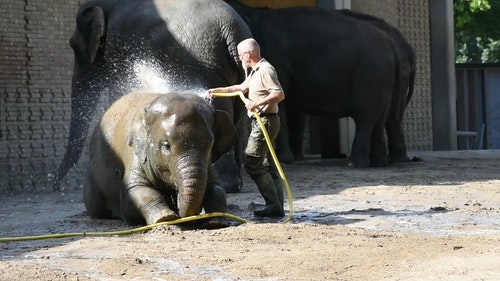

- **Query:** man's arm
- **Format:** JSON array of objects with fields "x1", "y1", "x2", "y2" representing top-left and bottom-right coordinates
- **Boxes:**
[
  {"x1": 206, "y1": 84, "x2": 248, "y2": 98},
  {"x1": 245, "y1": 90, "x2": 284, "y2": 112}
]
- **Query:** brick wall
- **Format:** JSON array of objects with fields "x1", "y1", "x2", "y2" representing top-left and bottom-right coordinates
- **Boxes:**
[{"x1": 0, "y1": 0, "x2": 81, "y2": 193}]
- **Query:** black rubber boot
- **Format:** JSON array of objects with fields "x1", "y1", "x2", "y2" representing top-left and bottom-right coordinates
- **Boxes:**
[{"x1": 253, "y1": 174, "x2": 285, "y2": 217}]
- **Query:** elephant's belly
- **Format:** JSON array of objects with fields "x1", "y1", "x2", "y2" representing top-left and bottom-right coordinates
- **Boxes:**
[
  {"x1": 289, "y1": 85, "x2": 350, "y2": 116},
  {"x1": 300, "y1": 100, "x2": 348, "y2": 117}
]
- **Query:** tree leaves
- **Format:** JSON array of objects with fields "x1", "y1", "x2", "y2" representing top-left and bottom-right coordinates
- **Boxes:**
[{"x1": 454, "y1": 0, "x2": 500, "y2": 63}]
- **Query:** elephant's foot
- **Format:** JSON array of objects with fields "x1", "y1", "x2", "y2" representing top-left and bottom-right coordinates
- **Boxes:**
[
  {"x1": 203, "y1": 185, "x2": 228, "y2": 214},
  {"x1": 145, "y1": 207, "x2": 179, "y2": 225},
  {"x1": 369, "y1": 151, "x2": 389, "y2": 167},
  {"x1": 389, "y1": 154, "x2": 424, "y2": 164},
  {"x1": 388, "y1": 150, "x2": 411, "y2": 163},
  {"x1": 346, "y1": 157, "x2": 370, "y2": 168},
  {"x1": 198, "y1": 217, "x2": 229, "y2": 229}
]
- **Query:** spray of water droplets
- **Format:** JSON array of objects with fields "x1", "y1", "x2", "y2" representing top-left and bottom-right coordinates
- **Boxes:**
[
  {"x1": 131, "y1": 60, "x2": 209, "y2": 98},
  {"x1": 133, "y1": 60, "x2": 173, "y2": 93}
]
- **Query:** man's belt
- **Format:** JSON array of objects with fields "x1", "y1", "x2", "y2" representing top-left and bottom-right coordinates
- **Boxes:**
[{"x1": 257, "y1": 112, "x2": 278, "y2": 117}]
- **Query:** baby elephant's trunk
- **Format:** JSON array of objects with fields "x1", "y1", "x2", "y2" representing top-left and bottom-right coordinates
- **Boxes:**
[{"x1": 175, "y1": 157, "x2": 209, "y2": 218}]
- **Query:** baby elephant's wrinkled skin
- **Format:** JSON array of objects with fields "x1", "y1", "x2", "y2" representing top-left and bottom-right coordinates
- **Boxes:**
[{"x1": 84, "y1": 91, "x2": 236, "y2": 227}]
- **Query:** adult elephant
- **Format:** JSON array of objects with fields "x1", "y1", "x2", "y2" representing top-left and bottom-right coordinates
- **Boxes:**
[
  {"x1": 227, "y1": 1, "x2": 398, "y2": 167},
  {"x1": 335, "y1": 9, "x2": 417, "y2": 164},
  {"x1": 85, "y1": 91, "x2": 234, "y2": 226},
  {"x1": 54, "y1": 0, "x2": 252, "y2": 192},
  {"x1": 315, "y1": 9, "x2": 417, "y2": 163}
]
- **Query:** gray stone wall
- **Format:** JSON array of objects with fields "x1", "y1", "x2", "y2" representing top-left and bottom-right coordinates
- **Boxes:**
[
  {"x1": 0, "y1": 0, "x2": 81, "y2": 193},
  {"x1": 396, "y1": 0, "x2": 433, "y2": 151}
]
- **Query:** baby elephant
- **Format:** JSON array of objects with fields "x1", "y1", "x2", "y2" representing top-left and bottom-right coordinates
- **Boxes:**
[{"x1": 84, "y1": 91, "x2": 236, "y2": 226}]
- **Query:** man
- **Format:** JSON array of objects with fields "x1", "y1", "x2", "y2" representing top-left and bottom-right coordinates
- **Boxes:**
[{"x1": 207, "y1": 38, "x2": 285, "y2": 217}]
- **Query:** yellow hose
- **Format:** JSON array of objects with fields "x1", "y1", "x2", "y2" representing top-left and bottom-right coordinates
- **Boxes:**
[
  {"x1": 0, "y1": 91, "x2": 293, "y2": 243},
  {"x1": 212, "y1": 91, "x2": 293, "y2": 223},
  {"x1": 0, "y1": 213, "x2": 249, "y2": 242}
]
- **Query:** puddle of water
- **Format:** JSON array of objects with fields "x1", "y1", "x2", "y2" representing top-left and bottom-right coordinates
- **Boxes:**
[
  {"x1": 136, "y1": 257, "x2": 244, "y2": 280},
  {"x1": 292, "y1": 207, "x2": 500, "y2": 236}
]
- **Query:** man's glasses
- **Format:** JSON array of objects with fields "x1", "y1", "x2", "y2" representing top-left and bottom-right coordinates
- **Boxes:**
[{"x1": 238, "y1": 51, "x2": 249, "y2": 60}]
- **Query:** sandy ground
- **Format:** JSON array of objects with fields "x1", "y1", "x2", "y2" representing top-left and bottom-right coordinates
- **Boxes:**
[{"x1": 1, "y1": 150, "x2": 499, "y2": 281}]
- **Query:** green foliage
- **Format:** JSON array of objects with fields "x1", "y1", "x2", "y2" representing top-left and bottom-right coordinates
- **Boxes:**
[
  {"x1": 454, "y1": 0, "x2": 500, "y2": 63},
  {"x1": 469, "y1": 0, "x2": 491, "y2": 11}
]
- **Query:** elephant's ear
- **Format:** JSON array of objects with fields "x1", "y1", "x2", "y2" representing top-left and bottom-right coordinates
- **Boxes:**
[
  {"x1": 70, "y1": 6, "x2": 106, "y2": 65},
  {"x1": 128, "y1": 108, "x2": 150, "y2": 164},
  {"x1": 211, "y1": 110, "x2": 236, "y2": 163}
]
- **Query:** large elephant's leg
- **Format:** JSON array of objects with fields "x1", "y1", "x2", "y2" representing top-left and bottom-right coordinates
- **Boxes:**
[
  {"x1": 386, "y1": 69, "x2": 411, "y2": 163},
  {"x1": 197, "y1": 167, "x2": 228, "y2": 229},
  {"x1": 199, "y1": 184, "x2": 228, "y2": 229},
  {"x1": 347, "y1": 118, "x2": 373, "y2": 168},
  {"x1": 319, "y1": 116, "x2": 346, "y2": 159},
  {"x1": 214, "y1": 151, "x2": 242, "y2": 193},
  {"x1": 203, "y1": 168, "x2": 227, "y2": 214},
  {"x1": 288, "y1": 110, "x2": 307, "y2": 161},
  {"x1": 369, "y1": 122, "x2": 389, "y2": 167},
  {"x1": 386, "y1": 119, "x2": 410, "y2": 163},
  {"x1": 274, "y1": 103, "x2": 295, "y2": 164},
  {"x1": 202, "y1": 185, "x2": 227, "y2": 214},
  {"x1": 120, "y1": 186, "x2": 179, "y2": 226}
]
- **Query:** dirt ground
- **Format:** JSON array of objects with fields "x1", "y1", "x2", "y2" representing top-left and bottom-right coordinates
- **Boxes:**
[{"x1": 1, "y1": 150, "x2": 499, "y2": 281}]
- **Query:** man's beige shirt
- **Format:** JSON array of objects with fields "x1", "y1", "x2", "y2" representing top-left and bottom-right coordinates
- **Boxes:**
[{"x1": 241, "y1": 58, "x2": 284, "y2": 116}]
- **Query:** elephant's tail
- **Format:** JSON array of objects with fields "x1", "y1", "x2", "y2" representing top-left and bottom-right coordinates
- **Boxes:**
[
  {"x1": 405, "y1": 47, "x2": 417, "y2": 110},
  {"x1": 391, "y1": 40, "x2": 402, "y2": 119}
]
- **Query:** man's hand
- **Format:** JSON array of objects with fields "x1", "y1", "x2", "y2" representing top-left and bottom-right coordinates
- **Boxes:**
[
  {"x1": 205, "y1": 89, "x2": 215, "y2": 100},
  {"x1": 245, "y1": 99, "x2": 259, "y2": 112}
]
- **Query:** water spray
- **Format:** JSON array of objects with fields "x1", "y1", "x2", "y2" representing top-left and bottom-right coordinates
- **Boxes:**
[
  {"x1": 132, "y1": 61, "x2": 209, "y2": 99},
  {"x1": 133, "y1": 60, "x2": 173, "y2": 92}
]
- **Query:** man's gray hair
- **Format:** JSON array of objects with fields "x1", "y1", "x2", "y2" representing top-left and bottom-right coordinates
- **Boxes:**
[{"x1": 238, "y1": 38, "x2": 261, "y2": 55}]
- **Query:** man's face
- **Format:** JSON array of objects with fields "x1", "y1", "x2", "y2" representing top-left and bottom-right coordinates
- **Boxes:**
[{"x1": 238, "y1": 49, "x2": 251, "y2": 68}]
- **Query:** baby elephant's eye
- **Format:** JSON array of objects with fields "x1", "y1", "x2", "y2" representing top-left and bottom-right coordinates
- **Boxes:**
[{"x1": 160, "y1": 141, "x2": 171, "y2": 152}]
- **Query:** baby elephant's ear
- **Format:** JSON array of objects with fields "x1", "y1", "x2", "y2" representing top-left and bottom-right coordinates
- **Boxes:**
[
  {"x1": 128, "y1": 108, "x2": 149, "y2": 164},
  {"x1": 211, "y1": 110, "x2": 236, "y2": 163}
]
